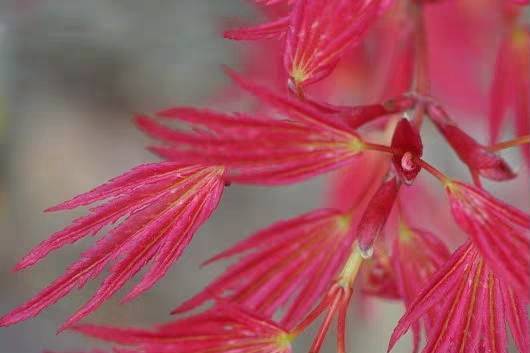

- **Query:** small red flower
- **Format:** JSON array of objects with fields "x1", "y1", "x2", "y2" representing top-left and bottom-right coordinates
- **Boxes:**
[
  {"x1": 357, "y1": 175, "x2": 400, "y2": 257},
  {"x1": 389, "y1": 241, "x2": 529, "y2": 353},
  {"x1": 173, "y1": 208, "x2": 354, "y2": 330},
  {"x1": 390, "y1": 118, "x2": 423, "y2": 184},
  {"x1": 0, "y1": 163, "x2": 225, "y2": 330},
  {"x1": 347, "y1": 118, "x2": 423, "y2": 256},
  {"x1": 73, "y1": 303, "x2": 293, "y2": 353},
  {"x1": 428, "y1": 104, "x2": 516, "y2": 181},
  {"x1": 445, "y1": 180, "x2": 530, "y2": 295}
]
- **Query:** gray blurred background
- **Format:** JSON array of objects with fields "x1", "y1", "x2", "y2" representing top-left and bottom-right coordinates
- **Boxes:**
[{"x1": 2, "y1": 1, "x2": 523, "y2": 353}]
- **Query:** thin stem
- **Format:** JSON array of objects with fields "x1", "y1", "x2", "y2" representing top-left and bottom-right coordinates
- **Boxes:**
[
  {"x1": 291, "y1": 294, "x2": 331, "y2": 335},
  {"x1": 308, "y1": 296, "x2": 341, "y2": 353},
  {"x1": 415, "y1": 158, "x2": 451, "y2": 185},
  {"x1": 337, "y1": 302, "x2": 351, "y2": 353},
  {"x1": 363, "y1": 142, "x2": 396, "y2": 155},
  {"x1": 410, "y1": 3, "x2": 430, "y2": 129},
  {"x1": 471, "y1": 171, "x2": 482, "y2": 189},
  {"x1": 295, "y1": 82, "x2": 305, "y2": 100},
  {"x1": 412, "y1": 102, "x2": 426, "y2": 130},
  {"x1": 288, "y1": 78, "x2": 306, "y2": 101},
  {"x1": 487, "y1": 134, "x2": 530, "y2": 152},
  {"x1": 363, "y1": 142, "x2": 452, "y2": 187},
  {"x1": 344, "y1": 98, "x2": 413, "y2": 130},
  {"x1": 412, "y1": 3, "x2": 430, "y2": 96},
  {"x1": 337, "y1": 247, "x2": 364, "y2": 288}
]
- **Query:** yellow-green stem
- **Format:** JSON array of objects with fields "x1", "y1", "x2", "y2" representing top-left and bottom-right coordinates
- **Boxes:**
[{"x1": 487, "y1": 135, "x2": 530, "y2": 152}]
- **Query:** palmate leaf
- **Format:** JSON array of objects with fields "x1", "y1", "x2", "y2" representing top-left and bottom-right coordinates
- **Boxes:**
[
  {"x1": 173, "y1": 208, "x2": 355, "y2": 330},
  {"x1": 72, "y1": 303, "x2": 293, "y2": 353},
  {"x1": 446, "y1": 181, "x2": 530, "y2": 296},
  {"x1": 225, "y1": 0, "x2": 385, "y2": 88},
  {"x1": 285, "y1": 0, "x2": 383, "y2": 88},
  {"x1": 0, "y1": 163, "x2": 225, "y2": 330},
  {"x1": 389, "y1": 241, "x2": 529, "y2": 353},
  {"x1": 139, "y1": 71, "x2": 365, "y2": 185},
  {"x1": 391, "y1": 225, "x2": 451, "y2": 353}
]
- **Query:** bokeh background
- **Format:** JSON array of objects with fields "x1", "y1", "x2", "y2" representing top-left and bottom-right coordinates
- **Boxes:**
[{"x1": 0, "y1": 1, "x2": 527, "y2": 353}]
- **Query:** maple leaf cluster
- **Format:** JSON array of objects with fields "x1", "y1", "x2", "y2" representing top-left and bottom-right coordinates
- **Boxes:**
[{"x1": 2, "y1": 0, "x2": 529, "y2": 353}]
